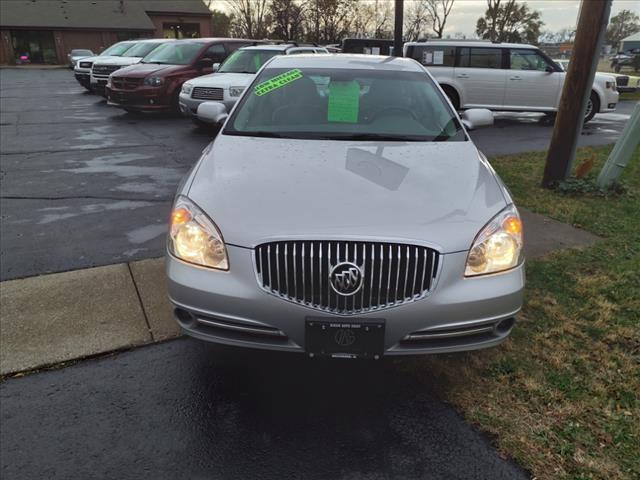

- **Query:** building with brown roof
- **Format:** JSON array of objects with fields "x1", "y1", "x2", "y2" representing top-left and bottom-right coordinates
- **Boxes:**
[{"x1": 0, "y1": 0, "x2": 212, "y2": 65}]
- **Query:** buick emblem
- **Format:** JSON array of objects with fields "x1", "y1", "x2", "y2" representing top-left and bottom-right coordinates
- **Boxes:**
[{"x1": 330, "y1": 262, "x2": 363, "y2": 296}]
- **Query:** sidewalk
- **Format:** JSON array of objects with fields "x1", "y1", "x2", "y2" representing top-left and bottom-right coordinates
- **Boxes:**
[{"x1": 0, "y1": 209, "x2": 599, "y2": 376}]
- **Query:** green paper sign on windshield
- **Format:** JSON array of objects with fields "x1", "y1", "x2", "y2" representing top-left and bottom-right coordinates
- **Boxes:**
[
  {"x1": 328, "y1": 81, "x2": 360, "y2": 123},
  {"x1": 254, "y1": 69, "x2": 303, "y2": 96}
]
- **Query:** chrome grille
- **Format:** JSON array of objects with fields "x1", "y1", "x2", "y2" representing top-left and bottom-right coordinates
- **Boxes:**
[
  {"x1": 111, "y1": 77, "x2": 142, "y2": 90},
  {"x1": 192, "y1": 87, "x2": 224, "y2": 100},
  {"x1": 92, "y1": 64, "x2": 120, "y2": 76},
  {"x1": 255, "y1": 241, "x2": 439, "y2": 315}
]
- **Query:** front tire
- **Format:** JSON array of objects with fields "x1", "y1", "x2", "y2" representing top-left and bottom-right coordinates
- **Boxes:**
[{"x1": 584, "y1": 91, "x2": 599, "y2": 123}]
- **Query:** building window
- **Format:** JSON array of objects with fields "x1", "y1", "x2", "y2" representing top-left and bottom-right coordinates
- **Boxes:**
[
  {"x1": 11, "y1": 30, "x2": 57, "y2": 64},
  {"x1": 163, "y1": 23, "x2": 200, "y2": 39}
]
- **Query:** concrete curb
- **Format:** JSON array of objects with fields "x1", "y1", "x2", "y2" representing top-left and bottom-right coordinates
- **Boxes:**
[{"x1": 0, "y1": 257, "x2": 179, "y2": 376}]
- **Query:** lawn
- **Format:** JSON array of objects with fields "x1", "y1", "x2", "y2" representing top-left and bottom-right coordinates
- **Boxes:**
[{"x1": 417, "y1": 144, "x2": 640, "y2": 479}]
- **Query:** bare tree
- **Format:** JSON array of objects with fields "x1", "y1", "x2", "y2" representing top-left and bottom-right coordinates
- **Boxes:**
[
  {"x1": 424, "y1": 0, "x2": 455, "y2": 38},
  {"x1": 404, "y1": 0, "x2": 430, "y2": 41},
  {"x1": 305, "y1": 0, "x2": 356, "y2": 44},
  {"x1": 269, "y1": 0, "x2": 306, "y2": 40},
  {"x1": 226, "y1": 0, "x2": 271, "y2": 38}
]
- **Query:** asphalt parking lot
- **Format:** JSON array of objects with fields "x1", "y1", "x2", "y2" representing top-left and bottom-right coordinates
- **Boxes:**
[{"x1": 0, "y1": 68, "x2": 636, "y2": 280}]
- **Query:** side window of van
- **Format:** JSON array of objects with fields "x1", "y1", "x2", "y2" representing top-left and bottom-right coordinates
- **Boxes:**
[
  {"x1": 410, "y1": 46, "x2": 455, "y2": 67},
  {"x1": 458, "y1": 48, "x2": 502, "y2": 69}
]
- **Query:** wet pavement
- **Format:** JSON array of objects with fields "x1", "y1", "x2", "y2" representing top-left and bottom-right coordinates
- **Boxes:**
[
  {"x1": 0, "y1": 338, "x2": 529, "y2": 480},
  {"x1": 0, "y1": 68, "x2": 635, "y2": 280}
]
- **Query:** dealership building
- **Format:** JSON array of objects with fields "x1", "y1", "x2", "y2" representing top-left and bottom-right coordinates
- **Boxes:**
[{"x1": 0, "y1": 0, "x2": 212, "y2": 65}]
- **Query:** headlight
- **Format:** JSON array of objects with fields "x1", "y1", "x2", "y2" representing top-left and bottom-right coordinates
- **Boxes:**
[
  {"x1": 144, "y1": 76, "x2": 164, "y2": 87},
  {"x1": 229, "y1": 86, "x2": 245, "y2": 97},
  {"x1": 181, "y1": 83, "x2": 193, "y2": 95},
  {"x1": 168, "y1": 196, "x2": 229, "y2": 270},
  {"x1": 605, "y1": 81, "x2": 617, "y2": 91},
  {"x1": 465, "y1": 205, "x2": 523, "y2": 277}
]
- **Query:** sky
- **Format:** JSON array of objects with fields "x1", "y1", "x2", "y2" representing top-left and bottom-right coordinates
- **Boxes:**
[
  {"x1": 439, "y1": 0, "x2": 640, "y2": 37},
  {"x1": 210, "y1": 0, "x2": 640, "y2": 37}
]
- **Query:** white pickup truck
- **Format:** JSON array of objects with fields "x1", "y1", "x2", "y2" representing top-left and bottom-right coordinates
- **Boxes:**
[
  {"x1": 90, "y1": 39, "x2": 174, "y2": 95},
  {"x1": 73, "y1": 40, "x2": 138, "y2": 91},
  {"x1": 404, "y1": 40, "x2": 619, "y2": 122}
]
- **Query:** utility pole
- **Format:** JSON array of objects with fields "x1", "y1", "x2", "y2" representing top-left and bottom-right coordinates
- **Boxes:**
[
  {"x1": 393, "y1": 0, "x2": 403, "y2": 56},
  {"x1": 541, "y1": 0, "x2": 612, "y2": 188}
]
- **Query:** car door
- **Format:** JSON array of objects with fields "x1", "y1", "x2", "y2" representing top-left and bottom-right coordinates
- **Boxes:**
[
  {"x1": 454, "y1": 47, "x2": 506, "y2": 108},
  {"x1": 200, "y1": 43, "x2": 228, "y2": 73},
  {"x1": 504, "y1": 48, "x2": 562, "y2": 110}
]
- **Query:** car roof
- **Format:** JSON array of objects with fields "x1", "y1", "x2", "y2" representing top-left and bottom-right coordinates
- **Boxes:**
[
  {"x1": 265, "y1": 54, "x2": 424, "y2": 71},
  {"x1": 134, "y1": 38, "x2": 177, "y2": 43},
  {"x1": 405, "y1": 40, "x2": 537, "y2": 49}
]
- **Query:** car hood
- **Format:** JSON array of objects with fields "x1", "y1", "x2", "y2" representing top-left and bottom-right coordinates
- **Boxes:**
[
  {"x1": 113, "y1": 63, "x2": 184, "y2": 78},
  {"x1": 189, "y1": 72, "x2": 254, "y2": 88},
  {"x1": 594, "y1": 72, "x2": 616, "y2": 83},
  {"x1": 94, "y1": 56, "x2": 142, "y2": 67},
  {"x1": 187, "y1": 136, "x2": 508, "y2": 253}
]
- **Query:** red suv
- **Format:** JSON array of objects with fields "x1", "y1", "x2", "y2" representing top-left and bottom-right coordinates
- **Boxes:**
[{"x1": 106, "y1": 38, "x2": 259, "y2": 112}]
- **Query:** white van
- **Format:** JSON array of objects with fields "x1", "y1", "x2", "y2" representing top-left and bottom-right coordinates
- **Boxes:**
[{"x1": 404, "y1": 40, "x2": 619, "y2": 122}]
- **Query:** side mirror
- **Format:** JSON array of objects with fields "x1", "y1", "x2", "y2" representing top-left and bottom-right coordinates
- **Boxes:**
[
  {"x1": 196, "y1": 57, "x2": 214, "y2": 69},
  {"x1": 461, "y1": 109, "x2": 494, "y2": 130},
  {"x1": 212, "y1": 62, "x2": 220, "y2": 72},
  {"x1": 197, "y1": 101, "x2": 228, "y2": 125}
]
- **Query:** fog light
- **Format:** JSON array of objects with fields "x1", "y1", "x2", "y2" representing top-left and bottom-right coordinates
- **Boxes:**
[{"x1": 608, "y1": 103, "x2": 616, "y2": 109}]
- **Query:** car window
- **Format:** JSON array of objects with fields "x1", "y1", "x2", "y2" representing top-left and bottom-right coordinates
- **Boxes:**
[
  {"x1": 203, "y1": 44, "x2": 227, "y2": 63},
  {"x1": 72, "y1": 49, "x2": 93, "y2": 56},
  {"x1": 218, "y1": 49, "x2": 281, "y2": 74},
  {"x1": 408, "y1": 45, "x2": 455, "y2": 67},
  {"x1": 122, "y1": 42, "x2": 166, "y2": 58},
  {"x1": 100, "y1": 42, "x2": 136, "y2": 56},
  {"x1": 142, "y1": 42, "x2": 203, "y2": 65},
  {"x1": 510, "y1": 49, "x2": 551, "y2": 71},
  {"x1": 225, "y1": 67, "x2": 464, "y2": 142},
  {"x1": 459, "y1": 48, "x2": 502, "y2": 69}
]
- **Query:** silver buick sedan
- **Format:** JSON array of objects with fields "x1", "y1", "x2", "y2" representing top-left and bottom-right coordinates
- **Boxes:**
[{"x1": 166, "y1": 55, "x2": 524, "y2": 358}]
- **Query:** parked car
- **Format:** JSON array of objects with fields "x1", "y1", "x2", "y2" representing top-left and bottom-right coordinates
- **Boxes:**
[
  {"x1": 179, "y1": 44, "x2": 328, "y2": 124},
  {"x1": 67, "y1": 49, "x2": 94, "y2": 69},
  {"x1": 106, "y1": 38, "x2": 258, "y2": 113},
  {"x1": 610, "y1": 50, "x2": 640, "y2": 73},
  {"x1": 73, "y1": 40, "x2": 137, "y2": 91},
  {"x1": 166, "y1": 54, "x2": 523, "y2": 358},
  {"x1": 404, "y1": 40, "x2": 619, "y2": 122},
  {"x1": 554, "y1": 58, "x2": 637, "y2": 94},
  {"x1": 342, "y1": 38, "x2": 395, "y2": 55},
  {"x1": 90, "y1": 39, "x2": 175, "y2": 95}
]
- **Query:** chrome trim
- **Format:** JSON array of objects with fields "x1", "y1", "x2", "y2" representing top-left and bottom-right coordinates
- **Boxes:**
[
  {"x1": 404, "y1": 325, "x2": 495, "y2": 341},
  {"x1": 192, "y1": 86, "x2": 224, "y2": 101},
  {"x1": 196, "y1": 316, "x2": 287, "y2": 337},
  {"x1": 254, "y1": 240, "x2": 440, "y2": 315}
]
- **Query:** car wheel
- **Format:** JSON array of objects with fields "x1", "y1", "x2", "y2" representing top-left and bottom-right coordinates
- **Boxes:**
[
  {"x1": 441, "y1": 86, "x2": 460, "y2": 111},
  {"x1": 584, "y1": 91, "x2": 599, "y2": 123}
]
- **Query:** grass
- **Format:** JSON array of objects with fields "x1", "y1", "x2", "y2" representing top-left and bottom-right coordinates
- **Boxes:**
[{"x1": 416, "y1": 144, "x2": 640, "y2": 479}]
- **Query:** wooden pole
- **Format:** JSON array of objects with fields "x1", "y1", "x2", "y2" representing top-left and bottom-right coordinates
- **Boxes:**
[
  {"x1": 541, "y1": 0, "x2": 612, "y2": 188},
  {"x1": 394, "y1": 0, "x2": 403, "y2": 56}
]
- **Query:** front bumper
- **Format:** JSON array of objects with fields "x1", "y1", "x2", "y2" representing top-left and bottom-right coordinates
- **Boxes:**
[
  {"x1": 167, "y1": 245, "x2": 525, "y2": 356},
  {"x1": 105, "y1": 85, "x2": 171, "y2": 111},
  {"x1": 74, "y1": 73, "x2": 90, "y2": 88},
  {"x1": 178, "y1": 92, "x2": 236, "y2": 118},
  {"x1": 600, "y1": 90, "x2": 619, "y2": 113}
]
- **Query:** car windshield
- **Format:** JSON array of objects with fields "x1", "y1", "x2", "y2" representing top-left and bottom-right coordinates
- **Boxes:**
[
  {"x1": 122, "y1": 42, "x2": 166, "y2": 58},
  {"x1": 142, "y1": 42, "x2": 203, "y2": 65},
  {"x1": 72, "y1": 50, "x2": 93, "y2": 56},
  {"x1": 100, "y1": 42, "x2": 136, "y2": 56},
  {"x1": 219, "y1": 49, "x2": 281, "y2": 74},
  {"x1": 225, "y1": 67, "x2": 464, "y2": 142}
]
